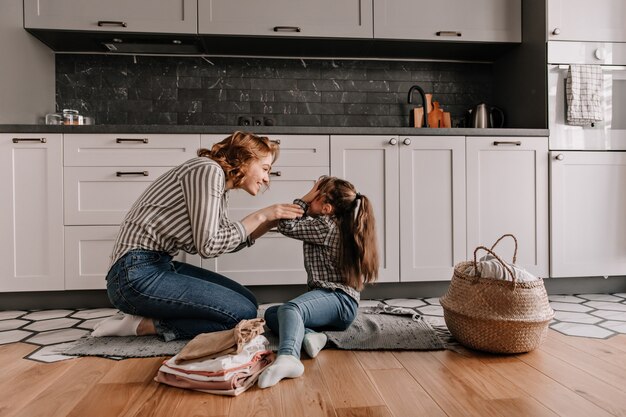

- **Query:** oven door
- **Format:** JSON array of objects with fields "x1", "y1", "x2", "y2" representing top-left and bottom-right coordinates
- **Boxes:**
[{"x1": 548, "y1": 64, "x2": 626, "y2": 150}]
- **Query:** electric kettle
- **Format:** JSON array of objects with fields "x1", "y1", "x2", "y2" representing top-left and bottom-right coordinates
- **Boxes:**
[{"x1": 468, "y1": 103, "x2": 505, "y2": 128}]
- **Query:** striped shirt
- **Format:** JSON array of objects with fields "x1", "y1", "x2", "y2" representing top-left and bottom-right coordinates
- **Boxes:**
[
  {"x1": 278, "y1": 199, "x2": 360, "y2": 302},
  {"x1": 110, "y1": 157, "x2": 248, "y2": 267}
]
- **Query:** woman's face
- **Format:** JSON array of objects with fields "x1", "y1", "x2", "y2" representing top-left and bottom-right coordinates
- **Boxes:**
[{"x1": 240, "y1": 153, "x2": 273, "y2": 196}]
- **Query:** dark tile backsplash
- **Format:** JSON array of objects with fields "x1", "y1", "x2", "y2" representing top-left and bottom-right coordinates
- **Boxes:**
[{"x1": 55, "y1": 55, "x2": 493, "y2": 127}]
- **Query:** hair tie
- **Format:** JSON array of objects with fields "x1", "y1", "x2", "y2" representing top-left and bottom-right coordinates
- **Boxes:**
[{"x1": 353, "y1": 192, "x2": 362, "y2": 220}]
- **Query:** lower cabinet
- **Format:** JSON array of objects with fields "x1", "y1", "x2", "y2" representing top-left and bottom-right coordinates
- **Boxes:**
[
  {"x1": 550, "y1": 151, "x2": 626, "y2": 278},
  {"x1": 331, "y1": 135, "x2": 466, "y2": 282},
  {"x1": 466, "y1": 137, "x2": 549, "y2": 278},
  {"x1": 0, "y1": 134, "x2": 64, "y2": 292},
  {"x1": 331, "y1": 135, "x2": 549, "y2": 283}
]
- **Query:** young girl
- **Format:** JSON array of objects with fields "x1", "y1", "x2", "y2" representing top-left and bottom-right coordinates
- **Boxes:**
[{"x1": 258, "y1": 176, "x2": 379, "y2": 388}]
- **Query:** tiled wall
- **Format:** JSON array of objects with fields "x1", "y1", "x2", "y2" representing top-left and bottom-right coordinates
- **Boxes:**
[{"x1": 55, "y1": 55, "x2": 494, "y2": 127}]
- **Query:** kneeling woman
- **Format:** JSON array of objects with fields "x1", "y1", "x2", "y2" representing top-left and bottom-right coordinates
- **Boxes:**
[{"x1": 93, "y1": 131, "x2": 304, "y2": 341}]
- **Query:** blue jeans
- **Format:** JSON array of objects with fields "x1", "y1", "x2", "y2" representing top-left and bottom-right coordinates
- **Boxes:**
[
  {"x1": 264, "y1": 288, "x2": 358, "y2": 358},
  {"x1": 106, "y1": 250, "x2": 258, "y2": 341}
]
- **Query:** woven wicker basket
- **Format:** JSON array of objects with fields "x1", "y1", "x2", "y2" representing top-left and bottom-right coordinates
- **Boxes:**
[{"x1": 440, "y1": 234, "x2": 554, "y2": 354}]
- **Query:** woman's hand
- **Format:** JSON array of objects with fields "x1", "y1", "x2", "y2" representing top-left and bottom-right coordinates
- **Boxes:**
[{"x1": 241, "y1": 203, "x2": 304, "y2": 238}]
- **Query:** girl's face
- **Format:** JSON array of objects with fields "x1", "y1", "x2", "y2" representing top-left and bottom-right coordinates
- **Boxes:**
[
  {"x1": 240, "y1": 153, "x2": 273, "y2": 196},
  {"x1": 308, "y1": 195, "x2": 333, "y2": 217}
]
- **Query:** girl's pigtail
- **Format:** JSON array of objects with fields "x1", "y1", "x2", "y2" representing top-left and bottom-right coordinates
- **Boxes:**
[{"x1": 351, "y1": 194, "x2": 379, "y2": 287}]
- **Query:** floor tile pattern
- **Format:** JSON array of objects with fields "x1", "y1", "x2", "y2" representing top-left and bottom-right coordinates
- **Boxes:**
[{"x1": 1, "y1": 294, "x2": 625, "y2": 363}]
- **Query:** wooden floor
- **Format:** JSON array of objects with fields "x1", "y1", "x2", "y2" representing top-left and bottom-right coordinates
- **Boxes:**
[{"x1": 2, "y1": 330, "x2": 626, "y2": 417}]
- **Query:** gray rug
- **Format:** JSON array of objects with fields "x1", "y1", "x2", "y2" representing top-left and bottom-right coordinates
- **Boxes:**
[{"x1": 64, "y1": 303, "x2": 450, "y2": 359}]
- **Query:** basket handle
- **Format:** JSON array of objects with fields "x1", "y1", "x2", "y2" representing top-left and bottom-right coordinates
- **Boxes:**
[
  {"x1": 473, "y1": 245, "x2": 517, "y2": 286},
  {"x1": 489, "y1": 234, "x2": 518, "y2": 264}
]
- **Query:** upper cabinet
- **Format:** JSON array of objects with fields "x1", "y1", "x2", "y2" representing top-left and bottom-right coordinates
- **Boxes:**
[
  {"x1": 24, "y1": 0, "x2": 197, "y2": 33},
  {"x1": 373, "y1": 0, "x2": 521, "y2": 42},
  {"x1": 547, "y1": 0, "x2": 626, "y2": 42},
  {"x1": 198, "y1": 0, "x2": 373, "y2": 38}
]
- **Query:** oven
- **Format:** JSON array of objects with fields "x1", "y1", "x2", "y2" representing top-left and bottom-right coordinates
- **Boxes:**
[{"x1": 548, "y1": 41, "x2": 626, "y2": 150}]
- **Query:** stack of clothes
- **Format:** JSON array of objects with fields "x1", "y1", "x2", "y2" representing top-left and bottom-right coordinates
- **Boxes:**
[{"x1": 155, "y1": 318, "x2": 275, "y2": 396}]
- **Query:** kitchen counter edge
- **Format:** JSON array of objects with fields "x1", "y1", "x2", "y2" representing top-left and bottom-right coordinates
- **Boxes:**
[{"x1": 0, "y1": 125, "x2": 549, "y2": 136}]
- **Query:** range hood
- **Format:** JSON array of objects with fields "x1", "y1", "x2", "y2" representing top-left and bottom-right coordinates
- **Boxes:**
[{"x1": 25, "y1": 28, "x2": 517, "y2": 61}]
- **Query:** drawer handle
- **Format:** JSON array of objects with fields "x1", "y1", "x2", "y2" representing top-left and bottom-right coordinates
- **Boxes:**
[
  {"x1": 116, "y1": 138, "x2": 149, "y2": 144},
  {"x1": 273, "y1": 26, "x2": 301, "y2": 32},
  {"x1": 12, "y1": 138, "x2": 46, "y2": 143},
  {"x1": 116, "y1": 171, "x2": 149, "y2": 177},
  {"x1": 270, "y1": 171, "x2": 282, "y2": 177},
  {"x1": 98, "y1": 20, "x2": 127, "y2": 27},
  {"x1": 493, "y1": 141, "x2": 521, "y2": 146},
  {"x1": 436, "y1": 31, "x2": 462, "y2": 37},
  {"x1": 270, "y1": 139, "x2": 281, "y2": 145}
]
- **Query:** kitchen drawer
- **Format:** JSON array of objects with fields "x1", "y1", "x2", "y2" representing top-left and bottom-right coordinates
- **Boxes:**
[
  {"x1": 227, "y1": 166, "x2": 328, "y2": 218},
  {"x1": 200, "y1": 134, "x2": 329, "y2": 167},
  {"x1": 65, "y1": 226, "x2": 201, "y2": 290},
  {"x1": 64, "y1": 134, "x2": 200, "y2": 167},
  {"x1": 202, "y1": 231, "x2": 306, "y2": 286},
  {"x1": 64, "y1": 166, "x2": 172, "y2": 225}
]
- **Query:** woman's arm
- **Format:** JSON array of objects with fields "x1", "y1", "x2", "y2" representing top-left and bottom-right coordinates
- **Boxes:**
[{"x1": 240, "y1": 203, "x2": 304, "y2": 239}]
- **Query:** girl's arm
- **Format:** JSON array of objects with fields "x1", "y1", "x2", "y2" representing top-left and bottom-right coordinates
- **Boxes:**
[{"x1": 278, "y1": 199, "x2": 333, "y2": 245}]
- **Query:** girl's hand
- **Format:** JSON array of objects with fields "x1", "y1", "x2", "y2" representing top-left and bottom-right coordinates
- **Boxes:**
[{"x1": 301, "y1": 176, "x2": 325, "y2": 203}]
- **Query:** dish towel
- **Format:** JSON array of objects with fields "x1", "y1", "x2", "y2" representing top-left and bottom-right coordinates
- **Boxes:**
[{"x1": 566, "y1": 64, "x2": 603, "y2": 126}]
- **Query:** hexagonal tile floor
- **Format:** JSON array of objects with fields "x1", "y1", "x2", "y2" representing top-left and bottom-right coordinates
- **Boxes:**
[{"x1": 2, "y1": 294, "x2": 625, "y2": 363}]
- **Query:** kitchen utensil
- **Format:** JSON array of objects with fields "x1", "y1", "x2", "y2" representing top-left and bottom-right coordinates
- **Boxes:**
[
  {"x1": 45, "y1": 113, "x2": 63, "y2": 125},
  {"x1": 468, "y1": 103, "x2": 505, "y2": 128},
  {"x1": 428, "y1": 101, "x2": 444, "y2": 128}
]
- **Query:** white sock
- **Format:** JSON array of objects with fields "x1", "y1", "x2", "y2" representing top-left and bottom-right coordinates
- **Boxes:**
[
  {"x1": 91, "y1": 314, "x2": 143, "y2": 337},
  {"x1": 257, "y1": 355, "x2": 304, "y2": 389},
  {"x1": 303, "y1": 332, "x2": 327, "y2": 358}
]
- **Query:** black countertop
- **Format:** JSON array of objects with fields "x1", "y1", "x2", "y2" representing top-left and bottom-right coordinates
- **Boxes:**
[{"x1": 0, "y1": 125, "x2": 549, "y2": 136}]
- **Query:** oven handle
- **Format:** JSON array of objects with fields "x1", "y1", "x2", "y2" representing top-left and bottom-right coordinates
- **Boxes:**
[{"x1": 557, "y1": 64, "x2": 626, "y2": 71}]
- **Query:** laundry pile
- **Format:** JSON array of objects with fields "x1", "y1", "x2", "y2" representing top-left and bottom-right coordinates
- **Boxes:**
[{"x1": 154, "y1": 318, "x2": 275, "y2": 396}]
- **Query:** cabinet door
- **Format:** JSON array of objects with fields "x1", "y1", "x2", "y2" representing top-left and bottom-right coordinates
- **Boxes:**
[
  {"x1": 331, "y1": 135, "x2": 400, "y2": 283},
  {"x1": 0, "y1": 134, "x2": 64, "y2": 292},
  {"x1": 198, "y1": 0, "x2": 373, "y2": 38},
  {"x1": 64, "y1": 166, "x2": 172, "y2": 225},
  {"x1": 374, "y1": 0, "x2": 521, "y2": 42},
  {"x1": 24, "y1": 0, "x2": 197, "y2": 33},
  {"x1": 399, "y1": 136, "x2": 466, "y2": 282},
  {"x1": 466, "y1": 137, "x2": 549, "y2": 278},
  {"x1": 548, "y1": 0, "x2": 626, "y2": 42},
  {"x1": 550, "y1": 151, "x2": 626, "y2": 277}
]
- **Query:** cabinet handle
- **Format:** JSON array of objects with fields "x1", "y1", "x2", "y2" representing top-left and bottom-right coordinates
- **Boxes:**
[
  {"x1": 273, "y1": 26, "x2": 301, "y2": 32},
  {"x1": 98, "y1": 20, "x2": 127, "y2": 27},
  {"x1": 555, "y1": 154, "x2": 564, "y2": 161},
  {"x1": 436, "y1": 31, "x2": 462, "y2": 37},
  {"x1": 12, "y1": 137, "x2": 46, "y2": 143},
  {"x1": 552, "y1": 27, "x2": 561, "y2": 35},
  {"x1": 270, "y1": 171, "x2": 282, "y2": 176},
  {"x1": 493, "y1": 141, "x2": 521, "y2": 146},
  {"x1": 269, "y1": 228, "x2": 280, "y2": 233},
  {"x1": 270, "y1": 139, "x2": 281, "y2": 145},
  {"x1": 388, "y1": 138, "x2": 398, "y2": 145},
  {"x1": 116, "y1": 138, "x2": 149, "y2": 144},
  {"x1": 116, "y1": 171, "x2": 149, "y2": 177},
  {"x1": 403, "y1": 138, "x2": 411, "y2": 146}
]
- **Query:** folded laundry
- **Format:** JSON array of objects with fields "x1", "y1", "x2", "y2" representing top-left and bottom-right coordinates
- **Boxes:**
[{"x1": 162, "y1": 349, "x2": 272, "y2": 381}]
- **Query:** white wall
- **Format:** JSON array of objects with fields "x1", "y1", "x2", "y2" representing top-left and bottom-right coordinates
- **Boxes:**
[{"x1": 0, "y1": 0, "x2": 55, "y2": 124}]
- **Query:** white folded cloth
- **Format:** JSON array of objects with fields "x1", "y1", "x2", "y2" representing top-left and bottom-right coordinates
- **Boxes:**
[
  {"x1": 566, "y1": 64, "x2": 603, "y2": 126},
  {"x1": 464, "y1": 254, "x2": 537, "y2": 282}
]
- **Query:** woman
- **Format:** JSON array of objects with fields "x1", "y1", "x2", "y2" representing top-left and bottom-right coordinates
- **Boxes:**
[{"x1": 92, "y1": 131, "x2": 304, "y2": 341}]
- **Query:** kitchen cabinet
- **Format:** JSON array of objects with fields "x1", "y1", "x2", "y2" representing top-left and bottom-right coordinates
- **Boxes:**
[
  {"x1": 24, "y1": 0, "x2": 197, "y2": 34},
  {"x1": 550, "y1": 151, "x2": 626, "y2": 278},
  {"x1": 547, "y1": 0, "x2": 626, "y2": 42},
  {"x1": 466, "y1": 137, "x2": 549, "y2": 278},
  {"x1": 374, "y1": 0, "x2": 521, "y2": 43},
  {"x1": 201, "y1": 134, "x2": 330, "y2": 286},
  {"x1": 198, "y1": 0, "x2": 373, "y2": 38},
  {"x1": 331, "y1": 135, "x2": 466, "y2": 283},
  {"x1": 0, "y1": 134, "x2": 64, "y2": 292},
  {"x1": 63, "y1": 134, "x2": 201, "y2": 290}
]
